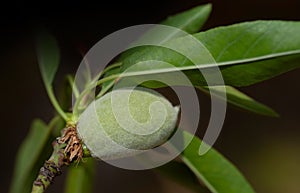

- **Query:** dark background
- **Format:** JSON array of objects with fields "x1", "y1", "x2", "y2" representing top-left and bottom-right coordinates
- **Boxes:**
[{"x1": 2, "y1": 0, "x2": 300, "y2": 193}]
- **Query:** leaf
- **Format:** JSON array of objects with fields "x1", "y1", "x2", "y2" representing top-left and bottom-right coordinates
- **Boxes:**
[
  {"x1": 117, "y1": 3, "x2": 211, "y2": 63},
  {"x1": 36, "y1": 32, "x2": 68, "y2": 120},
  {"x1": 182, "y1": 131, "x2": 255, "y2": 193},
  {"x1": 36, "y1": 32, "x2": 60, "y2": 86},
  {"x1": 118, "y1": 3, "x2": 212, "y2": 62},
  {"x1": 64, "y1": 158, "x2": 95, "y2": 193},
  {"x1": 161, "y1": 3, "x2": 212, "y2": 34},
  {"x1": 194, "y1": 20, "x2": 300, "y2": 86},
  {"x1": 198, "y1": 85, "x2": 279, "y2": 117},
  {"x1": 100, "y1": 4, "x2": 212, "y2": 93},
  {"x1": 156, "y1": 161, "x2": 210, "y2": 193},
  {"x1": 9, "y1": 119, "x2": 52, "y2": 193},
  {"x1": 114, "y1": 21, "x2": 300, "y2": 88}
]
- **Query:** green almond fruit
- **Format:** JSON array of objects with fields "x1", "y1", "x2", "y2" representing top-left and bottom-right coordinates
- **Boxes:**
[{"x1": 77, "y1": 88, "x2": 179, "y2": 160}]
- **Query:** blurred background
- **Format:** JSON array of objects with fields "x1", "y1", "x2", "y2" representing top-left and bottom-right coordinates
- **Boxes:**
[{"x1": 1, "y1": 0, "x2": 300, "y2": 192}]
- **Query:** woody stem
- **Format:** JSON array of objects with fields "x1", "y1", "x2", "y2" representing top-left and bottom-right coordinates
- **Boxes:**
[
  {"x1": 31, "y1": 140, "x2": 68, "y2": 193},
  {"x1": 31, "y1": 125, "x2": 84, "y2": 193}
]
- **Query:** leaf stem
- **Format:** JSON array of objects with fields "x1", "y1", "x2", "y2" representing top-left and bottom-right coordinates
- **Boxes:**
[
  {"x1": 96, "y1": 80, "x2": 114, "y2": 98},
  {"x1": 101, "y1": 62, "x2": 122, "y2": 74},
  {"x1": 95, "y1": 73, "x2": 120, "y2": 87},
  {"x1": 46, "y1": 85, "x2": 69, "y2": 121},
  {"x1": 72, "y1": 73, "x2": 119, "y2": 118},
  {"x1": 66, "y1": 75, "x2": 80, "y2": 99}
]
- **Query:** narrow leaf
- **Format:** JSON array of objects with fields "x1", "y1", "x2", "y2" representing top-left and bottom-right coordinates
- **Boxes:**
[
  {"x1": 198, "y1": 85, "x2": 279, "y2": 117},
  {"x1": 36, "y1": 32, "x2": 60, "y2": 85},
  {"x1": 36, "y1": 32, "x2": 68, "y2": 120},
  {"x1": 182, "y1": 131, "x2": 255, "y2": 193},
  {"x1": 9, "y1": 119, "x2": 52, "y2": 193},
  {"x1": 64, "y1": 158, "x2": 95, "y2": 193},
  {"x1": 161, "y1": 3, "x2": 212, "y2": 34},
  {"x1": 118, "y1": 4, "x2": 211, "y2": 64},
  {"x1": 195, "y1": 20, "x2": 300, "y2": 86},
  {"x1": 101, "y1": 4, "x2": 212, "y2": 93},
  {"x1": 114, "y1": 21, "x2": 300, "y2": 88}
]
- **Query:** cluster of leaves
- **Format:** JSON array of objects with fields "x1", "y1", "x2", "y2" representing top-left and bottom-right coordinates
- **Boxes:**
[{"x1": 10, "y1": 3, "x2": 300, "y2": 193}]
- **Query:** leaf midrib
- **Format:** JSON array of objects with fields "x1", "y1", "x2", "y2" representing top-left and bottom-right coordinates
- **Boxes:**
[{"x1": 117, "y1": 49, "x2": 300, "y2": 78}]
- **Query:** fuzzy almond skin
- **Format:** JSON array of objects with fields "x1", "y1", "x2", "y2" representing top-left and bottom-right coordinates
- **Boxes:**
[{"x1": 77, "y1": 88, "x2": 179, "y2": 160}]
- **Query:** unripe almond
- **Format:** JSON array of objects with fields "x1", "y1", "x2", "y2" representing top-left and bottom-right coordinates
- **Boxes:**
[{"x1": 77, "y1": 88, "x2": 179, "y2": 160}]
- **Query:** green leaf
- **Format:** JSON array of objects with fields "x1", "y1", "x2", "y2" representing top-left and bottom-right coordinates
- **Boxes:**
[
  {"x1": 194, "y1": 20, "x2": 300, "y2": 86},
  {"x1": 198, "y1": 85, "x2": 279, "y2": 117},
  {"x1": 113, "y1": 21, "x2": 300, "y2": 88},
  {"x1": 156, "y1": 161, "x2": 210, "y2": 193},
  {"x1": 36, "y1": 32, "x2": 68, "y2": 120},
  {"x1": 9, "y1": 119, "x2": 52, "y2": 193},
  {"x1": 161, "y1": 3, "x2": 211, "y2": 34},
  {"x1": 64, "y1": 158, "x2": 95, "y2": 193},
  {"x1": 182, "y1": 131, "x2": 255, "y2": 193},
  {"x1": 36, "y1": 32, "x2": 60, "y2": 85},
  {"x1": 100, "y1": 4, "x2": 212, "y2": 93},
  {"x1": 117, "y1": 3, "x2": 211, "y2": 65}
]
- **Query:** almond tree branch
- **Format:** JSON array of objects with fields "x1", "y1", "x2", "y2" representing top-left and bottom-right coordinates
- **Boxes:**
[
  {"x1": 31, "y1": 125, "x2": 84, "y2": 193},
  {"x1": 31, "y1": 140, "x2": 67, "y2": 193}
]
